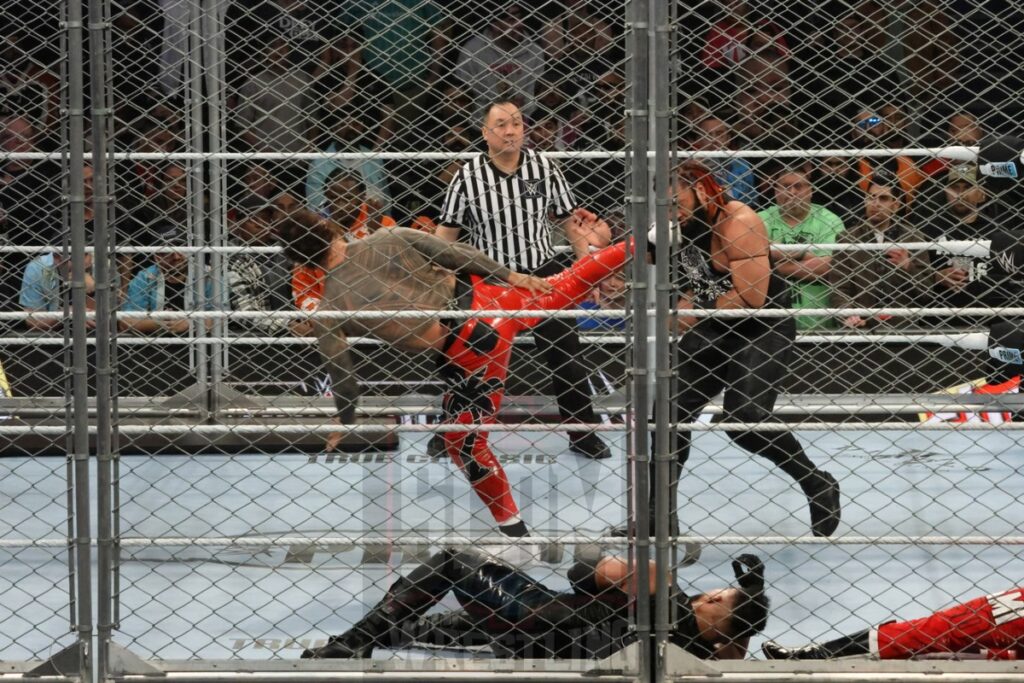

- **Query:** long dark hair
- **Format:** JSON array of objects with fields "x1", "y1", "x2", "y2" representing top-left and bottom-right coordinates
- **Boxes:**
[
  {"x1": 676, "y1": 161, "x2": 730, "y2": 216},
  {"x1": 276, "y1": 203, "x2": 340, "y2": 267}
]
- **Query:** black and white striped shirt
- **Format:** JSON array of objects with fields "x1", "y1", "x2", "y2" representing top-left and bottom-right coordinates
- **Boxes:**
[{"x1": 439, "y1": 149, "x2": 577, "y2": 272}]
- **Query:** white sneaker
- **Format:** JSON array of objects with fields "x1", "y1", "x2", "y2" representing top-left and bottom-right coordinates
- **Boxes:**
[{"x1": 474, "y1": 543, "x2": 540, "y2": 569}]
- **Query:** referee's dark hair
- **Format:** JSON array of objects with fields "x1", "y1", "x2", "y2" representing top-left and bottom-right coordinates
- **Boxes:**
[{"x1": 480, "y1": 98, "x2": 521, "y2": 126}]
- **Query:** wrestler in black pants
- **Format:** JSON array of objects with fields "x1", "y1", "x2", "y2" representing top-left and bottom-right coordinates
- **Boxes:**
[
  {"x1": 656, "y1": 317, "x2": 841, "y2": 537},
  {"x1": 427, "y1": 256, "x2": 610, "y2": 460},
  {"x1": 302, "y1": 548, "x2": 633, "y2": 660}
]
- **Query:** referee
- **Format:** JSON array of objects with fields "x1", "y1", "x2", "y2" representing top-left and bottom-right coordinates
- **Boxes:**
[{"x1": 435, "y1": 99, "x2": 613, "y2": 459}]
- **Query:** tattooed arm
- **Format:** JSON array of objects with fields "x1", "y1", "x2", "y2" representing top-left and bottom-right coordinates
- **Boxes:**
[
  {"x1": 393, "y1": 228, "x2": 553, "y2": 294},
  {"x1": 317, "y1": 322, "x2": 359, "y2": 426},
  {"x1": 394, "y1": 228, "x2": 513, "y2": 279}
]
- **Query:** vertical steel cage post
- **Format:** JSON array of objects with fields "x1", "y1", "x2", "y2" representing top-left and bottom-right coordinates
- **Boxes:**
[
  {"x1": 205, "y1": 0, "x2": 229, "y2": 416},
  {"x1": 87, "y1": 0, "x2": 115, "y2": 673},
  {"x1": 186, "y1": 0, "x2": 209, "y2": 418},
  {"x1": 105, "y1": 0, "x2": 122, "y2": 634},
  {"x1": 59, "y1": 0, "x2": 77, "y2": 638},
  {"x1": 651, "y1": 0, "x2": 674, "y2": 677},
  {"x1": 67, "y1": 0, "x2": 93, "y2": 678},
  {"x1": 626, "y1": 0, "x2": 652, "y2": 679}
]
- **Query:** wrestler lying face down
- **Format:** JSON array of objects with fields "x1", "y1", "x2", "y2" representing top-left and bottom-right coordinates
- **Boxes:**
[
  {"x1": 763, "y1": 584, "x2": 1024, "y2": 660},
  {"x1": 301, "y1": 550, "x2": 769, "y2": 661}
]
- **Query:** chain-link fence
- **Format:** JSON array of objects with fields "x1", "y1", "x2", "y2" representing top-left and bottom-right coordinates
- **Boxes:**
[{"x1": 2, "y1": 0, "x2": 1024, "y2": 681}]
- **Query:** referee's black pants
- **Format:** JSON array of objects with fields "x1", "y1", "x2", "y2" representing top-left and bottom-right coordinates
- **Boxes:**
[{"x1": 529, "y1": 256, "x2": 599, "y2": 428}]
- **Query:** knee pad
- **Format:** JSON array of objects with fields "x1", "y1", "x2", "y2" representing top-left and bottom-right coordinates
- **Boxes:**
[{"x1": 465, "y1": 320, "x2": 500, "y2": 355}]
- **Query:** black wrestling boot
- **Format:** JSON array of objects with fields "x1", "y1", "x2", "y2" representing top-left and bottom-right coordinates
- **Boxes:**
[
  {"x1": 568, "y1": 431, "x2": 612, "y2": 460},
  {"x1": 302, "y1": 577, "x2": 423, "y2": 659},
  {"x1": 426, "y1": 433, "x2": 446, "y2": 459},
  {"x1": 302, "y1": 627, "x2": 378, "y2": 659},
  {"x1": 801, "y1": 470, "x2": 842, "y2": 537},
  {"x1": 762, "y1": 630, "x2": 870, "y2": 659}
]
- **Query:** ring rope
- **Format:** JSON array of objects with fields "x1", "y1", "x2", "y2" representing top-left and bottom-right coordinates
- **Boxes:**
[
  {"x1": 5, "y1": 421, "x2": 1024, "y2": 436},
  {"x1": 0, "y1": 146, "x2": 980, "y2": 161}
]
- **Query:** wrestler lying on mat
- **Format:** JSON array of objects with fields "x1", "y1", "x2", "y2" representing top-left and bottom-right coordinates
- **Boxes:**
[
  {"x1": 274, "y1": 199, "x2": 630, "y2": 544},
  {"x1": 301, "y1": 549, "x2": 768, "y2": 660},
  {"x1": 763, "y1": 585, "x2": 1024, "y2": 660}
]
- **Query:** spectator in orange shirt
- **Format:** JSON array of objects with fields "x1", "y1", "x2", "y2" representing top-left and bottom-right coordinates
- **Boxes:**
[
  {"x1": 852, "y1": 105, "x2": 926, "y2": 205},
  {"x1": 292, "y1": 168, "x2": 397, "y2": 313},
  {"x1": 322, "y1": 166, "x2": 397, "y2": 240}
]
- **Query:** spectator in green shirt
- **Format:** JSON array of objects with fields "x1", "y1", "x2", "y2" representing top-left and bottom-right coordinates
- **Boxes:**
[{"x1": 758, "y1": 166, "x2": 845, "y2": 330}]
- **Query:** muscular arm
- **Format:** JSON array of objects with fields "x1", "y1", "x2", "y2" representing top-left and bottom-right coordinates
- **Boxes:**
[
  {"x1": 462, "y1": 557, "x2": 630, "y2": 636},
  {"x1": 512, "y1": 594, "x2": 620, "y2": 633},
  {"x1": 713, "y1": 206, "x2": 772, "y2": 309},
  {"x1": 24, "y1": 310, "x2": 62, "y2": 331},
  {"x1": 317, "y1": 322, "x2": 359, "y2": 424},
  {"x1": 593, "y1": 557, "x2": 663, "y2": 593},
  {"x1": 395, "y1": 227, "x2": 513, "y2": 281}
]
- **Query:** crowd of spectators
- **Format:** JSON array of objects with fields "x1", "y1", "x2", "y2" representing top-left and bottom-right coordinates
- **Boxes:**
[
  {"x1": 1, "y1": 0, "x2": 1021, "y2": 346},
  {"x1": 678, "y1": 0, "x2": 1021, "y2": 334}
]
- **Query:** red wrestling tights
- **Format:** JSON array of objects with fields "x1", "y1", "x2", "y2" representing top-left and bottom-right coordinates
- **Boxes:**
[
  {"x1": 875, "y1": 588, "x2": 1024, "y2": 658},
  {"x1": 439, "y1": 241, "x2": 630, "y2": 527}
]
